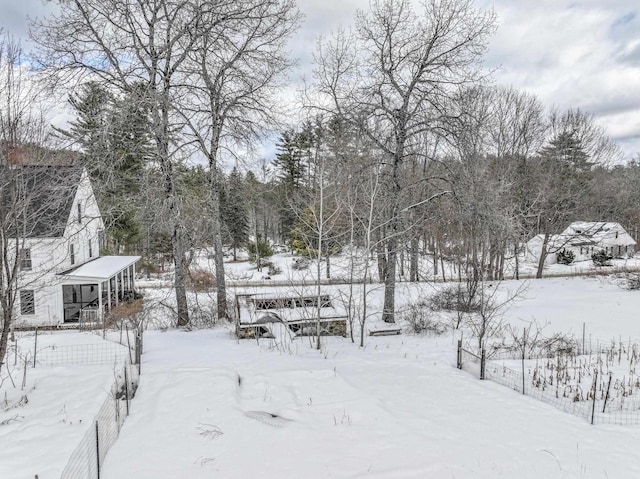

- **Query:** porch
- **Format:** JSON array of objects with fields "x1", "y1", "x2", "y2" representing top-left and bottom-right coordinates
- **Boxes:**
[{"x1": 59, "y1": 256, "x2": 141, "y2": 323}]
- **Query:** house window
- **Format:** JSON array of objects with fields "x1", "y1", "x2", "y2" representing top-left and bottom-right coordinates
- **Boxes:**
[
  {"x1": 77, "y1": 203, "x2": 82, "y2": 224},
  {"x1": 63, "y1": 284, "x2": 99, "y2": 322},
  {"x1": 70, "y1": 244, "x2": 75, "y2": 265},
  {"x1": 89, "y1": 239, "x2": 93, "y2": 258},
  {"x1": 616, "y1": 232, "x2": 619, "y2": 239},
  {"x1": 20, "y1": 290, "x2": 35, "y2": 315},
  {"x1": 19, "y1": 248, "x2": 32, "y2": 271}
]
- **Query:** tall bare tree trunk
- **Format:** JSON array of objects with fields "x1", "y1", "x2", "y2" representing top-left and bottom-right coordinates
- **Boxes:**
[
  {"x1": 410, "y1": 236, "x2": 419, "y2": 281},
  {"x1": 536, "y1": 232, "x2": 550, "y2": 279},
  {"x1": 209, "y1": 167, "x2": 228, "y2": 320}
]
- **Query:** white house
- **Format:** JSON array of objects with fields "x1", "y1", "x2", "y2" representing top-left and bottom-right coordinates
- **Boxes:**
[
  {"x1": 10, "y1": 165, "x2": 140, "y2": 326},
  {"x1": 525, "y1": 221, "x2": 636, "y2": 265}
]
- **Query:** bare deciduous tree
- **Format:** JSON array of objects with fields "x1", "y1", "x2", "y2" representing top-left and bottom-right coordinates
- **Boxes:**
[
  {"x1": 32, "y1": 0, "x2": 218, "y2": 326},
  {"x1": 179, "y1": 0, "x2": 301, "y2": 320},
  {"x1": 314, "y1": 0, "x2": 496, "y2": 323},
  {"x1": 0, "y1": 34, "x2": 75, "y2": 372}
]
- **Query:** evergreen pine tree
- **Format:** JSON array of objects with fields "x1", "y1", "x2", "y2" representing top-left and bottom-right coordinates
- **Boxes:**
[
  {"x1": 222, "y1": 167, "x2": 249, "y2": 260},
  {"x1": 58, "y1": 82, "x2": 152, "y2": 251},
  {"x1": 273, "y1": 128, "x2": 306, "y2": 188},
  {"x1": 273, "y1": 128, "x2": 309, "y2": 242},
  {"x1": 56, "y1": 81, "x2": 112, "y2": 167}
]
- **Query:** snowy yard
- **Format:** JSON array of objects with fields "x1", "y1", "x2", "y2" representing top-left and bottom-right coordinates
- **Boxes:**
[
  {"x1": 98, "y1": 276, "x2": 640, "y2": 478},
  {"x1": 5, "y1": 275, "x2": 640, "y2": 477},
  {"x1": 100, "y1": 327, "x2": 640, "y2": 478},
  {"x1": 0, "y1": 331, "x2": 130, "y2": 478}
]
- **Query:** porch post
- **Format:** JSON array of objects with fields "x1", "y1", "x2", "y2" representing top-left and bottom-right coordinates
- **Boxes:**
[
  {"x1": 98, "y1": 282, "x2": 103, "y2": 322},
  {"x1": 115, "y1": 272, "x2": 120, "y2": 307},
  {"x1": 107, "y1": 279, "x2": 112, "y2": 312}
]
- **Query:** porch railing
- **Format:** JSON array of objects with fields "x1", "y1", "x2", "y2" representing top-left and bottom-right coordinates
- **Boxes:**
[{"x1": 80, "y1": 307, "x2": 103, "y2": 325}]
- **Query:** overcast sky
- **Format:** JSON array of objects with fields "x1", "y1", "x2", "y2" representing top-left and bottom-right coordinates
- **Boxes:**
[{"x1": 2, "y1": 0, "x2": 639, "y2": 161}]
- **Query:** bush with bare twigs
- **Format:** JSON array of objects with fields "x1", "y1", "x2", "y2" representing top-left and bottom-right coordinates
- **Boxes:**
[
  {"x1": 186, "y1": 269, "x2": 217, "y2": 291},
  {"x1": 401, "y1": 301, "x2": 448, "y2": 336}
]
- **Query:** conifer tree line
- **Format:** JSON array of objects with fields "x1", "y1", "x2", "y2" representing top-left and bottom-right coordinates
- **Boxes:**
[{"x1": 0, "y1": 0, "x2": 637, "y2": 326}]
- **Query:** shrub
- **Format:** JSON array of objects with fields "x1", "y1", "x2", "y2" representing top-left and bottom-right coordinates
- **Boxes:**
[
  {"x1": 106, "y1": 299, "x2": 144, "y2": 323},
  {"x1": 556, "y1": 249, "x2": 575, "y2": 265},
  {"x1": 267, "y1": 263, "x2": 282, "y2": 276},
  {"x1": 139, "y1": 257, "x2": 162, "y2": 276},
  {"x1": 428, "y1": 284, "x2": 482, "y2": 313},
  {"x1": 402, "y1": 302, "x2": 448, "y2": 335},
  {"x1": 289, "y1": 238, "x2": 317, "y2": 257},
  {"x1": 188, "y1": 303, "x2": 219, "y2": 329},
  {"x1": 621, "y1": 272, "x2": 640, "y2": 290},
  {"x1": 247, "y1": 239, "x2": 273, "y2": 263},
  {"x1": 591, "y1": 250, "x2": 613, "y2": 267},
  {"x1": 186, "y1": 269, "x2": 217, "y2": 291},
  {"x1": 291, "y1": 257, "x2": 310, "y2": 270}
]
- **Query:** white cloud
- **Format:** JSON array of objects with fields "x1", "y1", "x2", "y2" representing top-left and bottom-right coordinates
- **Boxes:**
[
  {"x1": 3, "y1": 0, "x2": 639, "y2": 159},
  {"x1": 477, "y1": 0, "x2": 640, "y2": 158}
]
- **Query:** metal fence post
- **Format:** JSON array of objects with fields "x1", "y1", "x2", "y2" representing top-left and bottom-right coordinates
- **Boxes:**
[
  {"x1": 115, "y1": 393, "x2": 120, "y2": 434},
  {"x1": 456, "y1": 340, "x2": 462, "y2": 369},
  {"x1": 591, "y1": 369, "x2": 598, "y2": 425},
  {"x1": 95, "y1": 421, "x2": 100, "y2": 479},
  {"x1": 136, "y1": 333, "x2": 142, "y2": 375},
  {"x1": 124, "y1": 367, "x2": 130, "y2": 416},
  {"x1": 602, "y1": 372, "x2": 612, "y2": 413},
  {"x1": 33, "y1": 328, "x2": 38, "y2": 368},
  {"x1": 480, "y1": 348, "x2": 486, "y2": 380},
  {"x1": 522, "y1": 327, "x2": 527, "y2": 395}
]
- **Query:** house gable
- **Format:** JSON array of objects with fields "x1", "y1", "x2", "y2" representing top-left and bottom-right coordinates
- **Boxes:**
[
  {"x1": 2, "y1": 165, "x2": 84, "y2": 239},
  {"x1": 10, "y1": 166, "x2": 107, "y2": 326},
  {"x1": 62, "y1": 169, "x2": 105, "y2": 268}
]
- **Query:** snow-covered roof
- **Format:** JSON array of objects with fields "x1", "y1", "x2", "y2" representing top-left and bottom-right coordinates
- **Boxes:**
[
  {"x1": 60, "y1": 255, "x2": 140, "y2": 281},
  {"x1": 562, "y1": 221, "x2": 636, "y2": 246},
  {"x1": 237, "y1": 291, "x2": 345, "y2": 325},
  {"x1": 528, "y1": 222, "x2": 636, "y2": 249}
]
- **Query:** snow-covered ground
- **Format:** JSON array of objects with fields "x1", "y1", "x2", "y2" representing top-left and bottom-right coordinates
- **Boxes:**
[
  {"x1": 137, "y1": 248, "x2": 640, "y2": 288},
  {"x1": 5, "y1": 275, "x2": 640, "y2": 478},
  {"x1": 0, "y1": 331, "x2": 129, "y2": 478},
  {"x1": 100, "y1": 326, "x2": 640, "y2": 478},
  {"x1": 97, "y1": 275, "x2": 640, "y2": 478},
  {"x1": 176, "y1": 248, "x2": 640, "y2": 284}
]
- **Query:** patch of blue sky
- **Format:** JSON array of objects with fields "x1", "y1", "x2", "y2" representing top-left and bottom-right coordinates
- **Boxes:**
[{"x1": 610, "y1": 11, "x2": 638, "y2": 39}]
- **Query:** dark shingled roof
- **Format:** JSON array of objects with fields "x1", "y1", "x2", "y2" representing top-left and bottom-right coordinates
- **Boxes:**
[{"x1": 1, "y1": 165, "x2": 84, "y2": 238}]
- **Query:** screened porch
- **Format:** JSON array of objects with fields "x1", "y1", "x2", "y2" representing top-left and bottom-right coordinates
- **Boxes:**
[{"x1": 59, "y1": 256, "x2": 141, "y2": 323}]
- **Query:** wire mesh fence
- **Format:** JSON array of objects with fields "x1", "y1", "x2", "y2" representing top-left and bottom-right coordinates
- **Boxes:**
[
  {"x1": 458, "y1": 339, "x2": 640, "y2": 425},
  {"x1": 59, "y1": 359, "x2": 140, "y2": 479},
  {"x1": 36, "y1": 343, "x2": 130, "y2": 367},
  {"x1": 1, "y1": 327, "x2": 143, "y2": 479},
  {"x1": 4, "y1": 328, "x2": 139, "y2": 370}
]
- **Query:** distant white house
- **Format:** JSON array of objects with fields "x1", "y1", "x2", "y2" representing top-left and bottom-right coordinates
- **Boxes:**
[
  {"x1": 525, "y1": 221, "x2": 637, "y2": 265},
  {"x1": 8, "y1": 165, "x2": 140, "y2": 327}
]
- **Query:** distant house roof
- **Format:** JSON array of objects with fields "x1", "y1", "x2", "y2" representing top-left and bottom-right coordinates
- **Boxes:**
[
  {"x1": 1, "y1": 165, "x2": 84, "y2": 238},
  {"x1": 3, "y1": 144, "x2": 79, "y2": 166},
  {"x1": 562, "y1": 221, "x2": 636, "y2": 246}
]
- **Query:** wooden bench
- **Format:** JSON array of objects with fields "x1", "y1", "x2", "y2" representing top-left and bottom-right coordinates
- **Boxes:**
[{"x1": 369, "y1": 327, "x2": 402, "y2": 337}]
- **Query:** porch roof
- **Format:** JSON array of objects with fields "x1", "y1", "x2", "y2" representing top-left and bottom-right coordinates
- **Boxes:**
[{"x1": 60, "y1": 256, "x2": 140, "y2": 281}]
